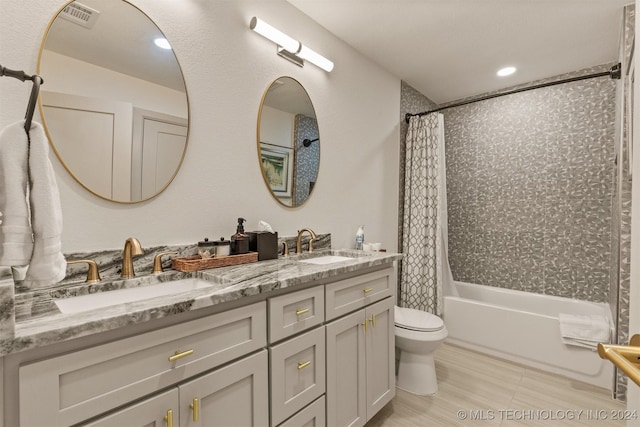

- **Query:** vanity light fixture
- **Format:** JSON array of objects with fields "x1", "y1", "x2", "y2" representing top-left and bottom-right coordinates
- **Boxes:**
[{"x1": 250, "y1": 16, "x2": 334, "y2": 72}]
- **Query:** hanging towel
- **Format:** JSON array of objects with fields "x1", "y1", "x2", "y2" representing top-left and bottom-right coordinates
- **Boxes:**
[
  {"x1": 558, "y1": 313, "x2": 611, "y2": 351},
  {"x1": 0, "y1": 120, "x2": 66, "y2": 287},
  {"x1": 0, "y1": 120, "x2": 33, "y2": 265}
]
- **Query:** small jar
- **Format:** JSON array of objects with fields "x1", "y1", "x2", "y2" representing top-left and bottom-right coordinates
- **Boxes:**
[
  {"x1": 214, "y1": 237, "x2": 231, "y2": 257},
  {"x1": 198, "y1": 237, "x2": 215, "y2": 258}
]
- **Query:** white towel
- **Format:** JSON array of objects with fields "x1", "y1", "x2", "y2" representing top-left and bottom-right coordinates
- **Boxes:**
[
  {"x1": 559, "y1": 313, "x2": 611, "y2": 351},
  {"x1": 0, "y1": 120, "x2": 33, "y2": 265},
  {"x1": 0, "y1": 120, "x2": 66, "y2": 287}
]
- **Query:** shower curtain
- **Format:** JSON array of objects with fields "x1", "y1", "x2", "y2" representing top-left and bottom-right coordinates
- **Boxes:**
[{"x1": 400, "y1": 113, "x2": 451, "y2": 315}]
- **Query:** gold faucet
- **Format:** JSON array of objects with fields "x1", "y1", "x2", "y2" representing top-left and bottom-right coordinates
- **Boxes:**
[
  {"x1": 67, "y1": 259, "x2": 101, "y2": 284},
  {"x1": 152, "y1": 250, "x2": 179, "y2": 274},
  {"x1": 121, "y1": 237, "x2": 144, "y2": 279},
  {"x1": 296, "y1": 228, "x2": 317, "y2": 254}
]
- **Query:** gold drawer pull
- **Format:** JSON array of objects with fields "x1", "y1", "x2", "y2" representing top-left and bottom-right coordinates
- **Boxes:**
[
  {"x1": 190, "y1": 397, "x2": 199, "y2": 422},
  {"x1": 168, "y1": 349, "x2": 194, "y2": 362},
  {"x1": 298, "y1": 360, "x2": 312, "y2": 370},
  {"x1": 296, "y1": 308, "x2": 310, "y2": 316},
  {"x1": 363, "y1": 288, "x2": 373, "y2": 293},
  {"x1": 370, "y1": 314, "x2": 376, "y2": 327},
  {"x1": 164, "y1": 409, "x2": 173, "y2": 427},
  {"x1": 362, "y1": 320, "x2": 368, "y2": 332}
]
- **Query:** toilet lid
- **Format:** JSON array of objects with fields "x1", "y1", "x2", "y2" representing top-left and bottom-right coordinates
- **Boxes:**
[{"x1": 395, "y1": 306, "x2": 444, "y2": 332}]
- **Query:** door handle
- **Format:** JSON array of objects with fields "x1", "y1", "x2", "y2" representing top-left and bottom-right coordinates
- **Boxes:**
[{"x1": 190, "y1": 397, "x2": 199, "y2": 421}]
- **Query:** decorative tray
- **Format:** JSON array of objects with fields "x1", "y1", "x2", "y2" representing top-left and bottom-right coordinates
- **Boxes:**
[{"x1": 172, "y1": 252, "x2": 258, "y2": 272}]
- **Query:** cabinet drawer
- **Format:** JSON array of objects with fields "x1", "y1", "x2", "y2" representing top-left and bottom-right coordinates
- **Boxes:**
[
  {"x1": 278, "y1": 396, "x2": 326, "y2": 427},
  {"x1": 270, "y1": 327, "x2": 325, "y2": 426},
  {"x1": 19, "y1": 302, "x2": 267, "y2": 427},
  {"x1": 269, "y1": 286, "x2": 324, "y2": 343},
  {"x1": 325, "y1": 268, "x2": 394, "y2": 321}
]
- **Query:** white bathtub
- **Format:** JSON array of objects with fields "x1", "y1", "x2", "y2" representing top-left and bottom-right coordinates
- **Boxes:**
[{"x1": 444, "y1": 281, "x2": 614, "y2": 389}]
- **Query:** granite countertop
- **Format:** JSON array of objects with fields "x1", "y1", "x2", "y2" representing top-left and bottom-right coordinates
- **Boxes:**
[{"x1": 1, "y1": 249, "x2": 401, "y2": 356}]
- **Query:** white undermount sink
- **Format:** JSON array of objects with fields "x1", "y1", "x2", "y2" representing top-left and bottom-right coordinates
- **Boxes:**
[
  {"x1": 54, "y1": 278, "x2": 214, "y2": 314},
  {"x1": 298, "y1": 255, "x2": 354, "y2": 265}
]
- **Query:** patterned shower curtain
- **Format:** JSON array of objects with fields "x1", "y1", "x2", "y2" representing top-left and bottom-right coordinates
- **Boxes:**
[{"x1": 400, "y1": 113, "x2": 446, "y2": 315}]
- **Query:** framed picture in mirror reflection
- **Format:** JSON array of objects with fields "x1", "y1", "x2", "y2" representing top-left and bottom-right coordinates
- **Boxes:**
[{"x1": 260, "y1": 143, "x2": 293, "y2": 198}]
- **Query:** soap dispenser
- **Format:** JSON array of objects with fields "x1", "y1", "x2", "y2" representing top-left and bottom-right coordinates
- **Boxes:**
[{"x1": 231, "y1": 217, "x2": 249, "y2": 254}]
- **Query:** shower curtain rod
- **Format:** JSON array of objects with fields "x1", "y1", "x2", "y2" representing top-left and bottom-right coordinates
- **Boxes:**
[{"x1": 405, "y1": 62, "x2": 621, "y2": 124}]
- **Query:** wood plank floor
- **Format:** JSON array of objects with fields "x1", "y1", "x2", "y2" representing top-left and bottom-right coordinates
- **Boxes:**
[{"x1": 367, "y1": 343, "x2": 627, "y2": 426}]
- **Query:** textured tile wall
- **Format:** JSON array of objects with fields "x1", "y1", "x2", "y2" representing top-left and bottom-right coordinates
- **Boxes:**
[
  {"x1": 443, "y1": 66, "x2": 616, "y2": 303},
  {"x1": 613, "y1": 2, "x2": 634, "y2": 403},
  {"x1": 293, "y1": 114, "x2": 319, "y2": 206}
]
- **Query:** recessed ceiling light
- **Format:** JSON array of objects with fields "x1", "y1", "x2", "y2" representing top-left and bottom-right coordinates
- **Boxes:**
[
  {"x1": 154, "y1": 38, "x2": 171, "y2": 50},
  {"x1": 497, "y1": 66, "x2": 516, "y2": 77}
]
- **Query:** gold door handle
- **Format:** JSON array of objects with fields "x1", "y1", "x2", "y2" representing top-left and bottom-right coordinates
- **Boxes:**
[
  {"x1": 296, "y1": 308, "x2": 310, "y2": 316},
  {"x1": 168, "y1": 349, "x2": 194, "y2": 362},
  {"x1": 164, "y1": 409, "x2": 173, "y2": 427},
  {"x1": 190, "y1": 397, "x2": 199, "y2": 422},
  {"x1": 363, "y1": 288, "x2": 373, "y2": 293},
  {"x1": 298, "y1": 360, "x2": 312, "y2": 370},
  {"x1": 369, "y1": 314, "x2": 376, "y2": 327},
  {"x1": 361, "y1": 320, "x2": 368, "y2": 332}
]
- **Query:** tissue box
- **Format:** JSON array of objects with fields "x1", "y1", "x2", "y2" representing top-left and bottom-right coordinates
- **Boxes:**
[{"x1": 247, "y1": 231, "x2": 278, "y2": 261}]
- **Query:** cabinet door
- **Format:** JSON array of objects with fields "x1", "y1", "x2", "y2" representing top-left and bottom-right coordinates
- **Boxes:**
[
  {"x1": 365, "y1": 297, "x2": 395, "y2": 421},
  {"x1": 80, "y1": 388, "x2": 178, "y2": 427},
  {"x1": 178, "y1": 350, "x2": 268, "y2": 427},
  {"x1": 326, "y1": 310, "x2": 366, "y2": 427}
]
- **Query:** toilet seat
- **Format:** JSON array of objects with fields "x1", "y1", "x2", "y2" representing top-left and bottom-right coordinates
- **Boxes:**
[{"x1": 395, "y1": 306, "x2": 444, "y2": 332}]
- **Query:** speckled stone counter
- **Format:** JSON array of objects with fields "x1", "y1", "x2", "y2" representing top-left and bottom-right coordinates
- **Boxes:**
[{"x1": 1, "y1": 249, "x2": 400, "y2": 356}]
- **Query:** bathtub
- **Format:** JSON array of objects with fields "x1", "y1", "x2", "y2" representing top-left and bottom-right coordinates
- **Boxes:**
[{"x1": 444, "y1": 281, "x2": 614, "y2": 389}]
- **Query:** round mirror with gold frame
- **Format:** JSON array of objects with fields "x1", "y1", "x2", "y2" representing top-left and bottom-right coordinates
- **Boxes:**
[
  {"x1": 38, "y1": 0, "x2": 189, "y2": 203},
  {"x1": 258, "y1": 77, "x2": 320, "y2": 207}
]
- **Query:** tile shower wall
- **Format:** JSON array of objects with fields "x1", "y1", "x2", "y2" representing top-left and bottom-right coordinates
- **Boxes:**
[
  {"x1": 444, "y1": 66, "x2": 616, "y2": 302},
  {"x1": 612, "y1": 3, "x2": 634, "y2": 402}
]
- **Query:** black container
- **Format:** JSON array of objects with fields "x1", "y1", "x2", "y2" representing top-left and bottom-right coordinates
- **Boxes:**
[
  {"x1": 247, "y1": 231, "x2": 278, "y2": 261},
  {"x1": 231, "y1": 217, "x2": 250, "y2": 254}
]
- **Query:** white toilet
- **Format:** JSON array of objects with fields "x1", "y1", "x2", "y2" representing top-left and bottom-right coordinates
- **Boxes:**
[{"x1": 394, "y1": 305, "x2": 448, "y2": 395}]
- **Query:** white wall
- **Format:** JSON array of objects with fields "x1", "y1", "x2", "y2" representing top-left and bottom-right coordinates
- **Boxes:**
[{"x1": 0, "y1": 0, "x2": 400, "y2": 253}]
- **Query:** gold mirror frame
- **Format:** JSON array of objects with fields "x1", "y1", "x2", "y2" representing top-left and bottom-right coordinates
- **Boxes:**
[
  {"x1": 257, "y1": 77, "x2": 320, "y2": 208},
  {"x1": 38, "y1": 0, "x2": 190, "y2": 203}
]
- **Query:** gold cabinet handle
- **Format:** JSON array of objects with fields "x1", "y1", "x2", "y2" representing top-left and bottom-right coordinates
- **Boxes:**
[
  {"x1": 168, "y1": 349, "x2": 194, "y2": 362},
  {"x1": 296, "y1": 308, "x2": 310, "y2": 316},
  {"x1": 190, "y1": 397, "x2": 199, "y2": 422},
  {"x1": 298, "y1": 360, "x2": 312, "y2": 370},
  {"x1": 164, "y1": 409, "x2": 173, "y2": 427},
  {"x1": 361, "y1": 320, "x2": 368, "y2": 332},
  {"x1": 363, "y1": 288, "x2": 373, "y2": 293},
  {"x1": 369, "y1": 314, "x2": 376, "y2": 327}
]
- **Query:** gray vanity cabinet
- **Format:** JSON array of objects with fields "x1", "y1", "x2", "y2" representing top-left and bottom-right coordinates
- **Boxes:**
[
  {"x1": 9, "y1": 264, "x2": 397, "y2": 427},
  {"x1": 325, "y1": 269, "x2": 395, "y2": 427}
]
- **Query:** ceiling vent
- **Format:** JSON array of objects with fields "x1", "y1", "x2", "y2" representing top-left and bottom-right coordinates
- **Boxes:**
[{"x1": 59, "y1": 2, "x2": 100, "y2": 29}]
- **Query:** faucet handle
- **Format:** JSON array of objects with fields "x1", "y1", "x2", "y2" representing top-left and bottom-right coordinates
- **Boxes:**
[
  {"x1": 281, "y1": 241, "x2": 289, "y2": 257},
  {"x1": 67, "y1": 259, "x2": 101, "y2": 284},
  {"x1": 153, "y1": 251, "x2": 179, "y2": 274}
]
